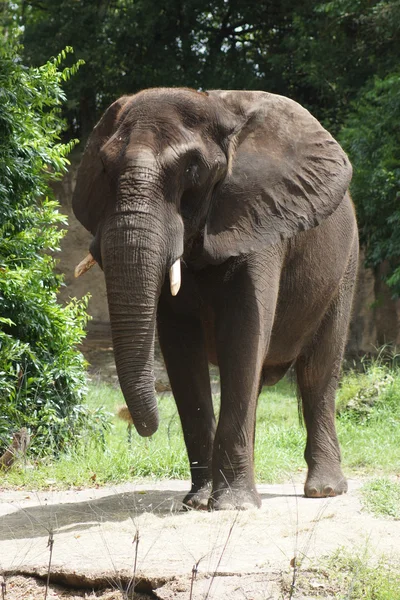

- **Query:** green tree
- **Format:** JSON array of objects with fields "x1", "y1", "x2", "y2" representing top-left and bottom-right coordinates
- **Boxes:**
[
  {"x1": 20, "y1": 0, "x2": 399, "y2": 133},
  {"x1": 20, "y1": 0, "x2": 315, "y2": 137},
  {"x1": 0, "y1": 29, "x2": 96, "y2": 454},
  {"x1": 284, "y1": 1, "x2": 400, "y2": 131},
  {"x1": 19, "y1": 0, "x2": 400, "y2": 294},
  {"x1": 340, "y1": 73, "x2": 400, "y2": 295}
]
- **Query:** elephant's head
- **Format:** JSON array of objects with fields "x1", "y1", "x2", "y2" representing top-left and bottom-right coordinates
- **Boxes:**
[{"x1": 72, "y1": 88, "x2": 352, "y2": 437}]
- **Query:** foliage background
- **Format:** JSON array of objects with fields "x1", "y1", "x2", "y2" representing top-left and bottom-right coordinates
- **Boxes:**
[{"x1": 0, "y1": 24, "x2": 101, "y2": 454}]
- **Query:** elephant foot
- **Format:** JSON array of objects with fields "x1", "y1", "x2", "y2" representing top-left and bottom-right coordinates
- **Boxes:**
[
  {"x1": 183, "y1": 482, "x2": 212, "y2": 510},
  {"x1": 304, "y1": 467, "x2": 348, "y2": 498},
  {"x1": 208, "y1": 485, "x2": 262, "y2": 511}
]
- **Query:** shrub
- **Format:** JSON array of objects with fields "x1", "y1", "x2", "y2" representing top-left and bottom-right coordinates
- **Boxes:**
[
  {"x1": 0, "y1": 32, "x2": 101, "y2": 456},
  {"x1": 336, "y1": 349, "x2": 400, "y2": 422},
  {"x1": 340, "y1": 73, "x2": 400, "y2": 296}
]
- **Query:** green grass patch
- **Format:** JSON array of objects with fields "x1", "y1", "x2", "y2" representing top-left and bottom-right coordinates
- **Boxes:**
[
  {"x1": 1, "y1": 360, "x2": 400, "y2": 490},
  {"x1": 1, "y1": 383, "x2": 188, "y2": 488},
  {"x1": 336, "y1": 362, "x2": 400, "y2": 475},
  {"x1": 292, "y1": 548, "x2": 400, "y2": 599},
  {"x1": 361, "y1": 478, "x2": 400, "y2": 519},
  {"x1": 255, "y1": 377, "x2": 306, "y2": 482}
]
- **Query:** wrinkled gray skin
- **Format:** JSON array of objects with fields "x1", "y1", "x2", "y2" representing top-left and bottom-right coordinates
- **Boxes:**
[{"x1": 73, "y1": 88, "x2": 358, "y2": 510}]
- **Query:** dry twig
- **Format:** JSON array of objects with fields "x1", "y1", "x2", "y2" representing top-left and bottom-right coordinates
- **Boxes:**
[
  {"x1": 204, "y1": 511, "x2": 240, "y2": 600},
  {"x1": 1, "y1": 575, "x2": 6, "y2": 600},
  {"x1": 44, "y1": 531, "x2": 54, "y2": 600},
  {"x1": 126, "y1": 529, "x2": 140, "y2": 598}
]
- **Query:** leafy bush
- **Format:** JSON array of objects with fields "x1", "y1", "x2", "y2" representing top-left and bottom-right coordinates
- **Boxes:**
[
  {"x1": 340, "y1": 73, "x2": 400, "y2": 296},
  {"x1": 337, "y1": 366, "x2": 395, "y2": 420},
  {"x1": 337, "y1": 349, "x2": 400, "y2": 421},
  {"x1": 0, "y1": 33, "x2": 104, "y2": 455}
]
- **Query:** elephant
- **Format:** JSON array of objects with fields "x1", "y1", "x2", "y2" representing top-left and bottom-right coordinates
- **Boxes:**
[{"x1": 72, "y1": 87, "x2": 358, "y2": 510}]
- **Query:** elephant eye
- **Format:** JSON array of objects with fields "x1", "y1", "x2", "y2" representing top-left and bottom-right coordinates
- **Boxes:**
[
  {"x1": 185, "y1": 163, "x2": 200, "y2": 184},
  {"x1": 185, "y1": 164, "x2": 197, "y2": 175}
]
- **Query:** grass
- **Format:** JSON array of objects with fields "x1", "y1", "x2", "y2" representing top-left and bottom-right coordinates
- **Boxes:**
[
  {"x1": 291, "y1": 548, "x2": 400, "y2": 599},
  {"x1": 1, "y1": 359, "x2": 400, "y2": 490},
  {"x1": 1, "y1": 383, "x2": 189, "y2": 488},
  {"x1": 336, "y1": 361, "x2": 400, "y2": 476},
  {"x1": 361, "y1": 477, "x2": 400, "y2": 519}
]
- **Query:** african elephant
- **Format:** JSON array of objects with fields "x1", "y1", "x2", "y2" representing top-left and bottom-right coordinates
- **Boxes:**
[{"x1": 72, "y1": 88, "x2": 358, "y2": 510}]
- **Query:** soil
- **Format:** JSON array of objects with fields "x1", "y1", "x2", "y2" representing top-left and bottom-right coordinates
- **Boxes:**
[
  {"x1": 1, "y1": 575, "x2": 140, "y2": 600},
  {"x1": 1, "y1": 480, "x2": 400, "y2": 599}
]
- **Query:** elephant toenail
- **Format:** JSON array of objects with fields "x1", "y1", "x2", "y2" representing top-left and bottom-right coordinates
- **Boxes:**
[{"x1": 217, "y1": 502, "x2": 235, "y2": 511}]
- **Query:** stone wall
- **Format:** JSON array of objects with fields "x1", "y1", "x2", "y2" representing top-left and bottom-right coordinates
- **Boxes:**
[{"x1": 55, "y1": 157, "x2": 400, "y2": 356}]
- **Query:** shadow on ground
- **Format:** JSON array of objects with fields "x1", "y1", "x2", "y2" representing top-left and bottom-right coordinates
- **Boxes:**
[{"x1": 0, "y1": 488, "x2": 298, "y2": 541}]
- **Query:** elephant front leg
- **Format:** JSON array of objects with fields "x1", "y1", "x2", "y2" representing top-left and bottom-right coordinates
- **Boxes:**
[
  {"x1": 210, "y1": 262, "x2": 280, "y2": 510},
  {"x1": 157, "y1": 296, "x2": 216, "y2": 510},
  {"x1": 210, "y1": 352, "x2": 263, "y2": 510}
]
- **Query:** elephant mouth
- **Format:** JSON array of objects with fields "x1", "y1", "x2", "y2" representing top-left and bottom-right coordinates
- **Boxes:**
[{"x1": 74, "y1": 251, "x2": 182, "y2": 296}]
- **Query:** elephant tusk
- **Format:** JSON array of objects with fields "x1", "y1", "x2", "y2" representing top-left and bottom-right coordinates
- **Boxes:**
[
  {"x1": 169, "y1": 259, "x2": 181, "y2": 296},
  {"x1": 74, "y1": 253, "x2": 97, "y2": 278}
]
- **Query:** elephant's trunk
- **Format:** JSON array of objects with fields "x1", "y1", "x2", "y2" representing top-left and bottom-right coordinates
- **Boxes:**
[{"x1": 101, "y1": 202, "x2": 167, "y2": 437}]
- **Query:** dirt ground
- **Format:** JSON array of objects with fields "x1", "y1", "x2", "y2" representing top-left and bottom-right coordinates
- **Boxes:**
[
  {"x1": 0, "y1": 575, "x2": 134, "y2": 600},
  {"x1": 1, "y1": 479, "x2": 400, "y2": 599}
]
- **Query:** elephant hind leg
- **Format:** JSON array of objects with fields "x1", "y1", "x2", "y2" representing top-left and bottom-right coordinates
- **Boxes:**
[{"x1": 296, "y1": 254, "x2": 358, "y2": 498}]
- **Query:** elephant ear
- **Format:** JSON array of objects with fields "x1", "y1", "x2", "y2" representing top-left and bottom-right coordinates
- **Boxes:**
[
  {"x1": 204, "y1": 90, "x2": 352, "y2": 262},
  {"x1": 72, "y1": 96, "x2": 130, "y2": 235}
]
